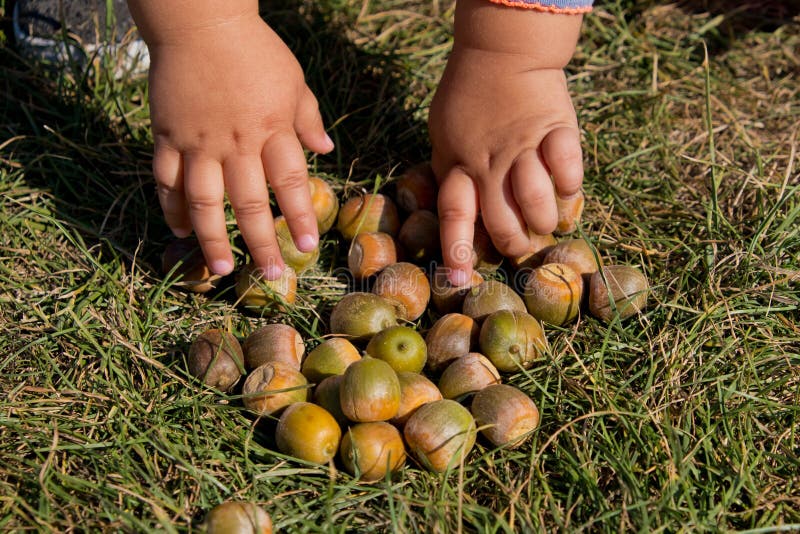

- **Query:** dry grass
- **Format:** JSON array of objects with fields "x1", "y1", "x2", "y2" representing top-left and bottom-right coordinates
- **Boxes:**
[{"x1": 1, "y1": 0, "x2": 798, "y2": 531}]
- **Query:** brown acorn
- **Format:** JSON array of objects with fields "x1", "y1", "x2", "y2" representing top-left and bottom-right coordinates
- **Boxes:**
[
  {"x1": 425, "y1": 313, "x2": 480, "y2": 373},
  {"x1": 588, "y1": 265, "x2": 649, "y2": 323},
  {"x1": 462, "y1": 280, "x2": 526, "y2": 323},
  {"x1": 554, "y1": 190, "x2": 585, "y2": 235},
  {"x1": 542, "y1": 238, "x2": 602, "y2": 280},
  {"x1": 429, "y1": 264, "x2": 484, "y2": 315},
  {"x1": 479, "y1": 310, "x2": 546, "y2": 372},
  {"x1": 242, "y1": 323, "x2": 305, "y2": 370},
  {"x1": 340, "y1": 357, "x2": 401, "y2": 423},
  {"x1": 274, "y1": 215, "x2": 320, "y2": 274},
  {"x1": 235, "y1": 263, "x2": 297, "y2": 309},
  {"x1": 437, "y1": 352, "x2": 501, "y2": 401},
  {"x1": 308, "y1": 176, "x2": 340, "y2": 234},
  {"x1": 472, "y1": 219, "x2": 504, "y2": 274},
  {"x1": 337, "y1": 193, "x2": 400, "y2": 241},
  {"x1": 187, "y1": 329, "x2": 245, "y2": 392},
  {"x1": 391, "y1": 372, "x2": 443, "y2": 427},
  {"x1": 204, "y1": 501, "x2": 273, "y2": 534},
  {"x1": 522, "y1": 263, "x2": 583, "y2": 326},
  {"x1": 404, "y1": 399, "x2": 477, "y2": 473},
  {"x1": 161, "y1": 237, "x2": 220, "y2": 293},
  {"x1": 471, "y1": 384, "x2": 540, "y2": 449},
  {"x1": 509, "y1": 233, "x2": 558, "y2": 272},
  {"x1": 301, "y1": 337, "x2": 361, "y2": 384},
  {"x1": 348, "y1": 232, "x2": 397, "y2": 280},
  {"x1": 398, "y1": 210, "x2": 440, "y2": 264},
  {"x1": 329, "y1": 292, "x2": 398, "y2": 342},
  {"x1": 275, "y1": 402, "x2": 341, "y2": 464},
  {"x1": 340, "y1": 422, "x2": 406, "y2": 482},
  {"x1": 242, "y1": 361, "x2": 308, "y2": 416},
  {"x1": 395, "y1": 162, "x2": 437, "y2": 212},
  {"x1": 312, "y1": 375, "x2": 349, "y2": 427},
  {"x1": 372, "y1": 262, "x2": 430, "y2": 322}
]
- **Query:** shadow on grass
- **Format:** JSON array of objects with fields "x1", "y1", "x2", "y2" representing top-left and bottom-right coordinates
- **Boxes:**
[{"x1": 0, "y1": 0, "x2": 432, "y2": 274}]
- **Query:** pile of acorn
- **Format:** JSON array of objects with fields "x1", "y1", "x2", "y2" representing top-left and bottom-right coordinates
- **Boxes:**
[{"x1": 166, "y1": 164, "x2": 649, "y2": 502}]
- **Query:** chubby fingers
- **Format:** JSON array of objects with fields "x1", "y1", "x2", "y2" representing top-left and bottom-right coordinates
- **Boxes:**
[
  {"x1": 262, "y1": 129, "x2": 319, "y2": 254},
  {"x1": 153, "y1": 142, "x2": 190, "y2": 238},
  {"x1": 437, "y1": 168, "x2": 479, "y2": 286},
  {"x1": 477, "y1": 166, "x2": 531, "y2": 259},
  {"x1": 541, "y1": 126, "x2": 583, "y2": 199},
  {"x1": 510, "y1": 149, "x2": 558, "y2": 236},
  {"x1": 224, "y1": 156, "x2": 284, "y2": 279},
  {"x1": 182, "y1": 154, "x2": 235, "y2": 276}
]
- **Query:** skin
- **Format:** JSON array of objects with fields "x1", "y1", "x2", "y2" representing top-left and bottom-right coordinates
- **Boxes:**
[
  {"x1": 127, "y1": 0, "x2": 332, "y2": 278},
  {"x1": 127, "y1": 0, "x2": 584, "y2": 283},
  {"x1": 430, "y1": 0, "x2": 585, "y2": 285}
]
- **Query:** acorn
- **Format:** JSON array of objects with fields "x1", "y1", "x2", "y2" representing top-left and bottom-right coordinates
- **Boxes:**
[
  {"x1": 242, "y1": 323, "x2": 305, "y2": 370},
  {"x1": 479, "y1": 310, "x2": 546, "y2": 372},
  {"x1": 308, "y1": 176, "x2": 339, "y2": 234},
  {"x1": 404, "y1": 399, "x2": 477, "y2": 473},
  {"x1": 522, "y1": 263, "x2": 583, "y2": 326},
  {"x1": 425, "y1": 313, "x2": 480, "y2": 373},
  {"x1": 337, "y1": 193, "x2": 400, "y2": 241},
  {"x1": 542, "y1": 238, "x2": 601, "y2": 280},
  {"x1": 348, "y1": 232, "x2": 397, "y2": 280},
  {"x1": 242, "y1": 361, "x2": 308, "y2": 416},
  {"x1": 372, "y1": 262, "x2": 430, "y2": 322},
  {"x1": 329, "y1": 292, "x2": 397, "y2": 342},
  {"x1": 187, "y1": 329, "x2": 245, "y2": 392},
  {"x1": 235, "y1": 263, "x2": 297, "y2": 309},
  {"x1": 365, "y1": 325, "x2": 427, "y2": 374},
  {"x1": 340, "y1": 422, "x2": 406, "y2": 482},
  {"x1": 395, "y1": 162, "x2": 437, "y2": 212},
  {"x1": 429, "y1": 264, "x2": 484, "y2": 315},
  {"x1": 391, "y1": 372, "x2": 443, "y2": 427},
  {"x1": 462, "y1": 280, "x2": 526, "y2": 323},
  {"x1": 471, "y1": 384, "x2": 540, "y2": 449},
  {"x1": 161, "y1": 237, "x2": 220, "y2": 293},
  {"x1": 509, "y1": 233, "x2": 558, "y2": 272},
  {"x1": 472, "y1": 219, "x2": 504, "y2": 274},
  {"x1": 437, "y1": 352, "x2": 501, "y2": 401},
  {"x1": 398, "y1": 210, "x2": 440, "y2": 264},
  {"x1": 203, "y1": 501, "x2": 273, "y2": 534},
  {"x1": 340, "y1": 357, "x2": 402, "y2": 423},
  {"x1": 554, "y1": 191, "x2": 585, "y2": 235},
  {"x1": 312, "y1": 375, "x2": 349, "y2": 427},
  {"x1": 301, "y1": 337, "x2": 361, "y2": 384},
  {"x1": 275, "y1": 402, "x2": 341, "y2": 464},
  {"x1": 274, "y1": 215, "x2": 320, "y2": 274},
  {"x1": 588, "y1": 265, "x2": 649, "y2": 323}
]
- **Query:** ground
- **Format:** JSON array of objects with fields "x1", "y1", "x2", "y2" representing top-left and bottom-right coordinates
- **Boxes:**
[{"x1": 0, "y1": 0, "x2": 798, "y2": 531}]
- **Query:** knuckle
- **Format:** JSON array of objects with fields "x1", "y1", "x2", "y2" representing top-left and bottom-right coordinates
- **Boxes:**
[
  {"x1": 186, "y1": 196, "x2": 219, "y2": 212},
  {"x1": 282, "y1": 211, "x2": 317, "y2": 230},
  {"x1": 488, "y1": 227, "x2": 527, "y2": 257},
  {"x1": 234, "y1": 197, "x2": 271, "y2": 219},
  {"x1": 269, "y1": 168, "x2": 308, "y2": 190},
  {"x1": 437, "y1": 203, "x2": 473, "y2": 224}
]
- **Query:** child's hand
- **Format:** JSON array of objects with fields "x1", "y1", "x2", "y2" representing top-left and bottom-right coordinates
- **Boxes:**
[
  {"x1": 428, "y1": 0, "x2": 584, "y2": 285},
  {"x1": 129, "y1": 2, "x2": 333, "y2": 278}
]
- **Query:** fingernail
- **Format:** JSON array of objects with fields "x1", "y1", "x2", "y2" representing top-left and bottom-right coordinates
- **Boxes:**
[
  {"x1": 172, "y1": 227, "x2": 192, "y2": 239},
  {"x1": 323, "y1": 134, "x2": 335, "y2": 152},
  {"x1": 449, "y1": 268, "x2": 470, "y2": 287},
  {"x1": 262, "y1": 263, "x2": 284, "y2": 280},
  {"x1": 295, "y1": 233, "x2": 318, "y2": 253},
  {"x1": 210, "y1": 259, "x2": 234, "y2": 276}
]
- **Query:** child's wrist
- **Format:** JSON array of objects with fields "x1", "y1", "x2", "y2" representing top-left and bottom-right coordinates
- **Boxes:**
[
  {"x1": 484, "y1": 0, "x2": 592, "y2": 15},
  {"x1": 453, "y1": 0, "x2": 584, "y2": 68}
]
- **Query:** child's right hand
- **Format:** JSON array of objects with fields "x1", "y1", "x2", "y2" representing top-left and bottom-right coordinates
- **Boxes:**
[{"x1": 128, "y1": 1, "x2": 333, "y2": 278}]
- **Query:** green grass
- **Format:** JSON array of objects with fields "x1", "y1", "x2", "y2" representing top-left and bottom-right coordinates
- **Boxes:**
[{"x1": 1, "y1": 0, "x2": 799, "y2": 531}]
